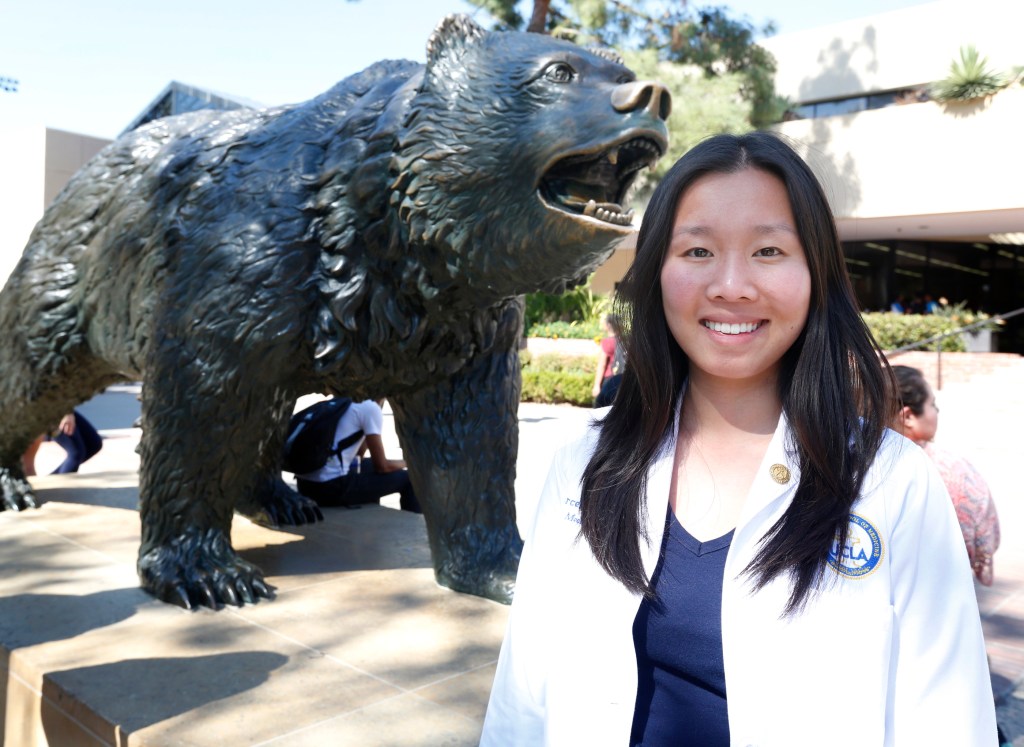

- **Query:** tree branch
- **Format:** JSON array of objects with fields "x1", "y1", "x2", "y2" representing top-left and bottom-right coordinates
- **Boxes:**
[{"x1": 528, "y1": 0, "x2": 551, "y2": 33}]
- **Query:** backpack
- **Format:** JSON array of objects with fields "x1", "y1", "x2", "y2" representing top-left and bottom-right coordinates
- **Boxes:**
[{"x1": 282, "y1": 398, "x2": 364, "y2": 474}]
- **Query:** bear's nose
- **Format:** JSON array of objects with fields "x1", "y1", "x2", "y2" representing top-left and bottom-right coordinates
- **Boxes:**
[{"x1": 611, "y1": 80, "x2": 672, "y2": 121}]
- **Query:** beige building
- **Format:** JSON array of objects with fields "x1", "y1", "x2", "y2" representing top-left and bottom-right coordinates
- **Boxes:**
[
  {"x1": 0, "y1": 82, "x2": 251, "y2": 289},
  {"x1": 594, "y1": 0, "x2": 1024, "y2": 350},
  {"x1": 0, "y1": 126, "x2": 110, "y2": 285}
]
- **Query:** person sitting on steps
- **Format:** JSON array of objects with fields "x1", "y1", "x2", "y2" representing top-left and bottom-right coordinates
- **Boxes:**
[{"x1": 293, "y1": 398, "x2": 421, "y2": 514}]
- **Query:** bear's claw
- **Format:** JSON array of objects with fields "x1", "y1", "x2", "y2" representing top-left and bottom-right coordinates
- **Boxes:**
[
  {"x1": 138, "y1": 526, "x2": 275, "y2": 610},
  {"x1": 238, "y1": 478, "x2": 324, "y2": 529},
  {"x1": 0, "y1": 468, "x2": 38, "y2": 512}
]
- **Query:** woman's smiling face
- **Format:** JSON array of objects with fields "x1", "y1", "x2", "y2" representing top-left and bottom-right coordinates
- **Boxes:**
[{"x1": 660, "y1": 167, "x2": 812, "y2": 389}]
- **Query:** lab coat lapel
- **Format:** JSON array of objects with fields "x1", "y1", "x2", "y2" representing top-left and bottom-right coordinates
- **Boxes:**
[
  {"x1": 641, "y1": 436, "x2": 676, "y2": 579},
  {"x1": 728, "y1": 412, "x2": 801, "y2": 572},
  {"x1": 639, "y1": 395, "x2": 683, "y2": 580},
  {"x1": 641, "y1": 403, "x2": 800, "y2": 579}
]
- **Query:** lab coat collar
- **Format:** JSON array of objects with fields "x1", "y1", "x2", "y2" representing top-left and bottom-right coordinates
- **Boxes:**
[{"x1": 640, "y1": 404, "x2": 801, "y2": 579}]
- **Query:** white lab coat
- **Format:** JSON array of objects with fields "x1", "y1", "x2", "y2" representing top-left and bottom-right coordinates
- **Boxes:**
[{"x1": 482, "y1": 410, "x2": 996, "y2": 746}]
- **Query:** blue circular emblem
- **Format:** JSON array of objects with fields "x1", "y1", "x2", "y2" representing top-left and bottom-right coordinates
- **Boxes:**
[{"x1": 828, "y1": 513, "x2": 884, "y2": 578}]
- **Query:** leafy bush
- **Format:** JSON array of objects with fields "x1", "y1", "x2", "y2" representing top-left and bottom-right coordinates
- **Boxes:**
[
  {"x1": 524, "y1": 277, "x2": 612, "y2": 338},
  {"x1": 932, "y1": 300, "x2": 1001, "y2": 331},
  {"x1": 519, "y1": 351, "x2": 596, "y2": 406},
  {"x1": 520, "y1": 370, "x2": 594, "y2": 406},
  {"x1": 520, "y1": 351, "x2": 596, "y2": 375},
  {"x1": 861, "y1": 312, "x2": 965, "y2": 352},
  {"x1": 525, "y1": 319, "x2": 604, "y2": 339},
  {"x1": 525, "y1": 281, "x2": 611, "y2": 327},
  {"x1": 931, "y1": 45, "x2": 1008, "y2": 102}
]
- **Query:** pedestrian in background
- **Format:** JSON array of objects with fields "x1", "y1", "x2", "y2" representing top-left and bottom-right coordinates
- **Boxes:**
[
  {"x1": 22, "y1": 410, "x2": 103, "y2": 475},
  {"x1": 893, "y1": 364, "x2": 1000, "y2": 585}
]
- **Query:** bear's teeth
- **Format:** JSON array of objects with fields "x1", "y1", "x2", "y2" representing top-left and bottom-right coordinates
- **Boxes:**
[
  {"x1": 607, "y1": 148, "x2": 618, "y2": 166},
  {"x1": 583, "y1": 200, "x2": 597, "y2": 217}
]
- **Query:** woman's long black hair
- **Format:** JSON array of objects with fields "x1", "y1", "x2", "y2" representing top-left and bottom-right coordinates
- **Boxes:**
[{"x1": 579, "y1": 132, "x2": 896, "y2": 614}]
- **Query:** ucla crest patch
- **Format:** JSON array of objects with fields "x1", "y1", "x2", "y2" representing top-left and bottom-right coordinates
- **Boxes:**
[{"x1": 828, "y1": 513, "x2": 884, "y2": 578}]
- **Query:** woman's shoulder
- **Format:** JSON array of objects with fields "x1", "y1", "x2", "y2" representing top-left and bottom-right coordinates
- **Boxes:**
[
  {"x1": 922, "y1": 441, "x2": 975, "y2": 474},
  {"x1": 551, "y1": 409, "x2": 607, "y2": 472},
  {"x1": 351, "y1": 398, "x2": 382, "y2": 417},
  {"x1": 855, "y1": 428, "x2": 926, "y2": 494},
  {"x1": 349, "y1": 399, "x2": 384, "y2": 430},
  {"x1": 858, "y1": 427, "x2": 948, "y2": 513},
  {"x1": 874, "y1": 426, "x2": 927, "y2": 469},
  {"x1": 534, "y1": 410, "x2": 609, "y2": 504}
]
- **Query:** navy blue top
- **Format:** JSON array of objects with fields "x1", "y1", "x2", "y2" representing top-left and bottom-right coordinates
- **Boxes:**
[{"x1": 630, "y1": 510, "x2": 734, "y2": 746}]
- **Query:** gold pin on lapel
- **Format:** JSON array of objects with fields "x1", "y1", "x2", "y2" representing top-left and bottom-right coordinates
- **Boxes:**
[{"x1": 769, "y1": 464, "x2": 791, "y2": 484}]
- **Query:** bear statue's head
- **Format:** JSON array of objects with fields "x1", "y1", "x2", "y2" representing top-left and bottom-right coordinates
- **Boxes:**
[{"x1": 390, "y1": 15, "x2": 670, "y2": 299}]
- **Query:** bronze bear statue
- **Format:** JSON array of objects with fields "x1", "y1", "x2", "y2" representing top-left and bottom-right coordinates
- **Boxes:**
[{"x1": 0, "y1": 15, "x2": 669, "y2": 609}]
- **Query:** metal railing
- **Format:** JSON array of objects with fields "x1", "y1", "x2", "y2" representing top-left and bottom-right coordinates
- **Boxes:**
[{"x1": 883, "y1": 305, "x2": 1024, "y2": 389}]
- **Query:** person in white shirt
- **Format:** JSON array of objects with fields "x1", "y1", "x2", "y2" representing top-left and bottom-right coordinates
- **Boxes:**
[
  {"x1": 482, "y1": 132, "x2": 996, "y2": 746},
  {"x1": 294, "y1": 399, "x2": 420, "y2": 513}
]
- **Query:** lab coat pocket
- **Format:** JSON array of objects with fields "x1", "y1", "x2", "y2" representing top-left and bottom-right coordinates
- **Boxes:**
[
  {"x1": 727, "y1": 596, "x2": 895, "y2": 747},
  {"x1": 789, "y1": 601, "x2": 894, "y2": 745}
]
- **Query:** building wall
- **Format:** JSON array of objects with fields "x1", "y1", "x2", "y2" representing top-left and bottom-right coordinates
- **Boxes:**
[
  {"x1": 591, "y1": 244, "x2": 635, "y2": 295},
  {"x1": 775, "y1": 86, "x2": 1024, "y2": 225},
  {"x1": 762, "y1": 0, "x2": 1024, "y2": 103},
  {"x1": 0, "y1": 126, "x2": 109, "y2": 288},
  {"x1": 0, "y1": 125, "x2": 47, "y2": 287},
  {"x1": 44, "y1": 129, "x2": 110, "y2": 207}
]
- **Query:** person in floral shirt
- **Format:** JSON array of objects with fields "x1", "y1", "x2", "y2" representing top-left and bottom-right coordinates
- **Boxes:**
[{"x1": 893, "y1": 365, "x2": 1001, "y2": 585}]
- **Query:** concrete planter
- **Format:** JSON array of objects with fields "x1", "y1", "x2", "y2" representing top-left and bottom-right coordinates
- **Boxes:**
[{"x1": 961, "y1": 329, "x2": 997, "y2": 353}]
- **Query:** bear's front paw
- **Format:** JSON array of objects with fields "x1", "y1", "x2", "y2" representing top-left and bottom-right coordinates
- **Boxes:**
[
  {"x1": 238, "y1": 477, "x2": 323, "y2": 528},
  {"x1": 138, "y1": 527, "x2": 275, "y2": 610},
  {"x1": 0, "y1": 467, "x2": 38, "y2": 512}
]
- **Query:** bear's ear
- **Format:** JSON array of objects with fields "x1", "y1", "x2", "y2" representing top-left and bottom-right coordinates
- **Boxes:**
[{"x1": 425, "y1": 14, "x2": 486, "y2": 69}]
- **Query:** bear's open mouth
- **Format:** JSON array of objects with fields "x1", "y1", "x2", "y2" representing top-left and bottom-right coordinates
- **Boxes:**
[{"x1": 540, "y1": 136, "x2": 664, "y2": 227}]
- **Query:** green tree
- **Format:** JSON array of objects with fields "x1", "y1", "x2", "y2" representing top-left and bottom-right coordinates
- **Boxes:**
[
  {"x1": 621, "y1": 48, "x2": 750, "y2": 204},
  {"x1": 465, "y1": 0, "x2": 786, "y2": 127}
]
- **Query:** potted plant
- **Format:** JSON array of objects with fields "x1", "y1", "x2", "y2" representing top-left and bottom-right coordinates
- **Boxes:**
[{"x1": 935, "y1": 300, "x2": 1003, "y2": 352}]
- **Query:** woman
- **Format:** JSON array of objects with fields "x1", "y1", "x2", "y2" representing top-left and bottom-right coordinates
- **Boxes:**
[
  {"x1": 592, "y1": 314, "x2": 622, "y2": 404},
  {"x1": 482, "y1": 133, "x2": 995, "y2": 745},
  {"x1": 893, "y1": 365, "x2": 1000, "y2": 585},
  {"x1": 594, "y1": 314, "x2": 625, "y2": 407}
]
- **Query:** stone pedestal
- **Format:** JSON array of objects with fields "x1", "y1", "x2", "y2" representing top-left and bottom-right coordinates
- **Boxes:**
[{"x1": 0, "y1": 474, "x2": 508, "y2": 746}]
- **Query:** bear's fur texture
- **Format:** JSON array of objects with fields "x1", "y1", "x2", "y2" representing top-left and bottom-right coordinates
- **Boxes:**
[{"x1": 0, "y1": 15, "x2": 669, "y2": 608}]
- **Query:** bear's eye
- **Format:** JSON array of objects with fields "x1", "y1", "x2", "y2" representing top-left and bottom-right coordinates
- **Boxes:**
[{"x1": 543, "y1": 62, "x2": 576, "y2": 84}]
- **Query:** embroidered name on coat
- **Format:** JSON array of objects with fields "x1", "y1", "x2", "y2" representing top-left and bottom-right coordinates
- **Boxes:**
[
  {"x1": 828, "y1": 513, "x2": 884, "y2": 578},
  {"x1": 564, "y1": 494, "x2": 581, "y2": 525}
]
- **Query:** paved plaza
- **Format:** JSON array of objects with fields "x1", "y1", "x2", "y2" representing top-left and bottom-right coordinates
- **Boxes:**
[{"x1": 2, "y1": 364, "x2": 1024, "y2": 744}]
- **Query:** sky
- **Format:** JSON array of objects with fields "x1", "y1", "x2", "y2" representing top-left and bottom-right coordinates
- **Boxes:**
[{"x1": 1, "y1": 0, "x2": 936, "y2": 140}]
